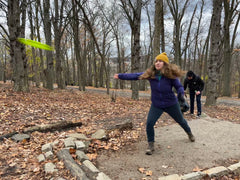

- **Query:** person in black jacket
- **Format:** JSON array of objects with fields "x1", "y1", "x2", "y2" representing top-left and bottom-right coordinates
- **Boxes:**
[{"x1": 184, "y1": 71, "x2": 204, "y2": 117}]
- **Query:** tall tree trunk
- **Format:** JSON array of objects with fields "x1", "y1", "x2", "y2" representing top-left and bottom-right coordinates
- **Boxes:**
[
  {"x1": 222, "y1": 0, "x2": 232, "y2": 96},
  {"x1": 153, "y1": 0, "x2": 161, "y2": 58},
  {"x1": 205, "y1": 0, "x2": 223, "y2": 106},
  {"x1": 81, "y1": 26, "x2": 87, "y2": 91},
  {"x1": 87, "y1": 44, "x2": 93, "y2": 86},
  {"x1": 202, "y1": 33, "x2": 210, "y2": 96},
  {"x1": 3, "y1": 48, "x2": 7, "y2": 83},
  {"x1": 238, "y1": 60, "x2": 240, "y2": 98},
  {"x1": 93, "y1": 45, "x2": 98, "y2": 88},
  {"x1": 131, "y1": 0, "x2": 142, "y2": 100},
  {"x1": 53, "y1": 0, "x2": 66, "y2": 89},
  {"x1": 0, "y1": 49, "x2": 3, "y2": 81},
  {"x1": 36, "y1": 0, "x2": 45, "y2": 87},
  {"x1": 43, "y1": 0, "x2": 54, "y2": 90},
  {"x1": 120, "y1": 0, "x2": 142, "y2": 99},
  {"x1": 65, "y1": 51, "x2": 70, "y2": 86},
  {"x1": 28, "y1": 2, "x2": 40, "y2": 87},
  {"x1": 72, "y1": 0, "x2": 83, "y2": 91},
  {"x1": 70, "y1": 36, "x2": 76, "y2": 85},
  {"x1": 0, "y1": 46, "x2": 7, "y2": 83},
  {"x1": 174, "y1": 21, "x2": 181, "y2": 66},
  {"x1": 160, "y1": 0, "x2": 165, "y2": 52},
  {"x1": 8, "y1": 0, "x2": 29, "y2": 92}
]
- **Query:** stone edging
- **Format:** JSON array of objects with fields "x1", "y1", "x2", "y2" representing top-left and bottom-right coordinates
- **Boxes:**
[
  {"x1": 37, "y1": 130, "x2": 111, "y2": 180},
  {"x1": 158, "y1": 163, "x2": 240, "y2": 180},
  {"x1": 14, "y1": 126, "x2": 237, "y2": 180}
]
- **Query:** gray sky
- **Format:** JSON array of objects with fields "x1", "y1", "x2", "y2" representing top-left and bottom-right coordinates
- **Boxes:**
[{"x1": 0, "y1": 0, "x2": 239, "y2": 57}]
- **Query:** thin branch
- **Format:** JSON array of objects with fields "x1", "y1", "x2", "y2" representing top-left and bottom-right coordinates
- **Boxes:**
[{"x1": 0, "y1": 24, "x2": 9, "y2": 38}]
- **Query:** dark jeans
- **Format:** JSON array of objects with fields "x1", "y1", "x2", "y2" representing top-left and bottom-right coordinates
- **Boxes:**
[
  {"x1": 190, "y1": 91, "x2": 201, "y2": 115},
  {"x1": 146, "y1": 103, "x2": 192, "y2": 142}
]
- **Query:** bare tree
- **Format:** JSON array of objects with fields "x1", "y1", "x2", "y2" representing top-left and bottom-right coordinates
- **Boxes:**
[
  {"x1": 205, "y1": 0, "x2": 223, "y2": 106},
  {"x1": 71, "y1": 0, "x2": 84, "y2": 91},
  {"x1": 42, "y1": 0, "x2": 54, "y2": 90},
  {"x1": 52, "y1": 0, "x2": 72, "y2": 89},
  {"x1": 119, "y1": 0, "x2": 143, "y2": 100},
  {"x1": 7, "y1": 0, "x2": 29, "y2": 92},
  {"x1": 28, "y1": 1, "x2": 40, "y2": 87},
  {"x1": 167, "y1": 0, "x2": 189, "y2": 67},
  {"x1": 0, "y1": 40, "x2": 8, "y2": 82},
  {"x1": 182, "y1": 3, "x2": 197, "y2": 70},
  {"x1": 35, "y1": 0, "x2": 46, "y2": 87},
  {"x1": 222, "y1": 0, "x2": 240, "y2": 96},
  {"x1": 99, "y1": 1, "x2": 126, "y2": 89},
  {"x1": 77, "y1": 1, "x2": 112, "y2": 94},
  {"x1": 232, "y1": 49, "x2": 240, "y2": 98},
  {"x1": 192, "y1": 0, "x2": 204, "y2": 74},
  {"x1": 153, "y1": 0, "x2": 165, "y2": 57}
]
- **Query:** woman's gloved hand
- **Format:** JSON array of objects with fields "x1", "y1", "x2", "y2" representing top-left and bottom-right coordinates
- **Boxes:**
[{"x1": 177, "y1": 93, "x2": 185, "y2": 103}]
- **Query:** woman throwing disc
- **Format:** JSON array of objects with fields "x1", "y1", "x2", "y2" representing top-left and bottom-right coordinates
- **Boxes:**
[{"x1": 114, "y1": 52, "x2": 195, "y2": 155}]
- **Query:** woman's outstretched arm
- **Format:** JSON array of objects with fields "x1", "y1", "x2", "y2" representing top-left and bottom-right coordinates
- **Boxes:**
[{"x1": 114, "y1": 72, "x2": 144, "y2": 80}]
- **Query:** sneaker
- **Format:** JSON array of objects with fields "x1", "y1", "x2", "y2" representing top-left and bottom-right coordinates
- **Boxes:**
[
  {"x1": 197, "y1": 112, "x2": 201, "y2": 118},
  {"x1": 146, "y1": 142, "x2": 154, "y2": 155}
]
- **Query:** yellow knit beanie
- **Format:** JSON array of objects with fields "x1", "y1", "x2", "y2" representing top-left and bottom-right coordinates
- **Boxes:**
[{"x1": 155, "y1": 52, "x2": 169, "y2": 64}]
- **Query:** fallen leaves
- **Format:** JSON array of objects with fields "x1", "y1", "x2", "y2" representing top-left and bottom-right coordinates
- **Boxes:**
[
  {"x1": 0, "y1": 83, "x2": 240, "y2": 179},
  {"x1": 138, "y1": 167, "x2": 145, "y2": 173},
  {"x1": 69, "y1": 148, "x2": 76, "y2": 154},
  {"x1": 145, "y1": 170, "x2": 153, "y2": 176},
  {"x1": 138, "y1": 167, "x2": 153, "y2": 177},
  {"x1": 192, "y1": 166, "x2": 203, "y2": 172},
  {"x1": 86, "y1": 153, "x2": 98, "y2": 161},
  {"x1": 203, "y1": 105, "x2": 240, "y2": 123}
]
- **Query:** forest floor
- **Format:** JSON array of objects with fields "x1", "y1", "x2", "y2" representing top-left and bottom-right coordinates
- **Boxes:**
[{"x1": 0, "y1": 82, "x2": 240, "y2": 180}]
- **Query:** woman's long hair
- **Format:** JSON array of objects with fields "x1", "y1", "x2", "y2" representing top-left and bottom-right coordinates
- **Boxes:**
[{"x1": 139, "y1": 63, "x2": 185, "y2": 80}]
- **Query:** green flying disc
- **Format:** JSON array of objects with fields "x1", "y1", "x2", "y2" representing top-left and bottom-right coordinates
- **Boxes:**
[{"x1": 18, "y1": 38, "x2": 53, "y2": 51}]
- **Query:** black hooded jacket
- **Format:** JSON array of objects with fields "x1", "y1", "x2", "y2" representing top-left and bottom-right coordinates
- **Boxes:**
[{"x1": 184, "y1": 71, "x2": 204, "y2": 92}]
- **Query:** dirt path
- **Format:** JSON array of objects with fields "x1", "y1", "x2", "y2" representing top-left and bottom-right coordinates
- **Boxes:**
[
  {"x1": 97, "y1": 115, "x2": 240, "y2": 180},
  {"x1": 68, "y1": 86, "x2": 240, "y2": 107}
]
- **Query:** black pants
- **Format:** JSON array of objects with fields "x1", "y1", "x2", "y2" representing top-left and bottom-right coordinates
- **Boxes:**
[
  {"x1": 146, "y1": 103, "x2": 192, "y2": 142},
  {"x1": 190, "y1": 91, "x2": 201, "y2": 115}
]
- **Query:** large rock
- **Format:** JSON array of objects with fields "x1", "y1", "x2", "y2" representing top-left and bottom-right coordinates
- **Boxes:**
[
  {"x1": 44, "y1": 162, "x2": 58, "y2": 173},
  {"x1": 75, "y1": 141, "x2": 86, "y2": 150},
  {"x1": 91, "y1": 129, "x2": 107, "y2": 140},
  {"x1": 228, "y1": 162, "x2": 240, "y2": 174},
  {"x1": 42, "y1": 143, "x2": 53, "y2": 153},
  {"x1": 204, "y1": 166, "x2": 229, "y2": 177},
  {"x1": 64, "y1": 137, "x2": 76, "y2": 148},
  {"x1": 37, "y1": 154, "x2": 45, "y2": 162},
  {"x1": 181, "y1": 172, "x2": 206, "y2": 180},
  {"x1": 83, "y1": 160, "x2": 100, "y2": 173},
  {"x1": 11, "y1": 134, "x2": 30, "y2": 142},
  {"x1": 97, "y1": 172, "x2": 111, "y2": 180},
  {"x1": 158, "y1": 174, "x2": 181, "y2": 180},
  {"x1": 45, "y1": 151, "x2": 54, "y2": 159},
  {"x1": 76, "y1": 150, "x2": 89, "y2": 162}
]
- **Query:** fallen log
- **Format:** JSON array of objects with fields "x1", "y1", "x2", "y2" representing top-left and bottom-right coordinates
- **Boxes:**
[
  {"x1": 0, "y1": 131, "x2": 17, "y2": 141},
  {"x1": 107, "y1": 119, "x2": 133, "y2": 131},
  {"x1": 23, "y1": 120, "x2": 82, "y2": 133},
  {"x1": 0, "y1": 121, "x2": 82, "y2": 142},
  {"x1": 57, "y1": 149, "x2": 89, "y2": 180}
]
